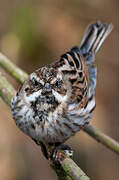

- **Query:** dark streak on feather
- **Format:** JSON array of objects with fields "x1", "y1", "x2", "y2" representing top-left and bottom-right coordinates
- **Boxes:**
[
  {"x1": 68, "y1": 51, "x2": 80, "y2": 68},
  {"x1": 89, "y1": 104, "x2": 96, "y2": 114},
  {"x1": 62, "y1": 70, "x2": 76, "y2": 75}
]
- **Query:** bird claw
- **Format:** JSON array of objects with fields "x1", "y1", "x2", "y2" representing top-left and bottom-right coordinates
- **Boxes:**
[{"x1": 50, "y1": 144, "x2": 73, "y2": 162}]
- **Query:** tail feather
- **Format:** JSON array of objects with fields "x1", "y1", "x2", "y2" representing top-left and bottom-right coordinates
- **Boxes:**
[
  {"x1": 80, "y1": 21, "x2": 113, "y2": 55},
  {"x1": 71, "y1": 21, "x2": 113, "y2": 97}
]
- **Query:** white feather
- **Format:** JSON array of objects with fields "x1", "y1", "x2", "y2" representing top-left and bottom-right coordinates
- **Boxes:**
[
  {"x1": 52, "y1": 90, "x2": 68, "y2": 103},
  {"x1": 24, "y1": 90, "x2": 42, "y2": 103}
]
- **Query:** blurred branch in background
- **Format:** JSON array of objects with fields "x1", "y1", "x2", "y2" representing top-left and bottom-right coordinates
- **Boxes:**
[
  {"x1": 0, "y1": 53, "x2": 28, "y2": 83},
  {"x1": 0, "y1": 53, "x2": 119, "y2": 156},
  {"x1": 83, "y1": 125, "x2": 119, "y2": 155},
  {"x1": 0, "y1": 56, "x2": 90, "y2": 180}
]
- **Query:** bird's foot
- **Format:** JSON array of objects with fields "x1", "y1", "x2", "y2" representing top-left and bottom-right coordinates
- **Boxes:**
[{"x1": 50, "y1": 144, "x2": 73, "y2": 163}]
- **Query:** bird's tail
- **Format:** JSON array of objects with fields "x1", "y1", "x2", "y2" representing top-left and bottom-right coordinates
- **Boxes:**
[
  {"x1": 79, "y1": 21, "x2": 113, "y2": 58},
  {"x1": 71, "y1": 21, "x2": 113, "y2": 96}
]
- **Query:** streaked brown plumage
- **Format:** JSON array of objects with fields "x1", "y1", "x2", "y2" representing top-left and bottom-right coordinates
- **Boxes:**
[{"x1": 11, "y1": 21, "x2": 113, "y2": 158}]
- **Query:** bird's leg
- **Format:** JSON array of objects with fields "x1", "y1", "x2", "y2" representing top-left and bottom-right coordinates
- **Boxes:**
[
  {"x1": 40, "y1": 142, "x2": 49, "y2": 159},
  {"x1": 32, "y1": 138, "x2": 73, "y2": 161},
  {"x1": 32, "y1": 138, "x2": 49, "y2": 159}
]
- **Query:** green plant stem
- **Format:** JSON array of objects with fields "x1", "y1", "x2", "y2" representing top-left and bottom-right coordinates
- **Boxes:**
[
  {"x1": 0, "y1": 72, "x2": 16, "y2": 106},
  {"x1": 60, "y1": 153, "x2": 89, "y2": 180},
  {"x1": 83, "y1": 125, "x2": 119, "y2": 155},
  {"x1": 52, "y1": 152, "x2": 90, "y2": 180},
  {"x1": 0, "y1": 72, "x2": 90, "y2": 180},
  {"x1": 0, "y1": 53, "x2": 28, "y2": 84},
  {"x1": 0, "y1": 53, "x2": 119, "y2": 157}
]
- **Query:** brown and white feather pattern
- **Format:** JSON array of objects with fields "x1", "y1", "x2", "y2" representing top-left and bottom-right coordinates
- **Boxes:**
[
  {"x1": 12, "y1": 21, "x2": 113, "y2": 145},
  {"x1": 52, "y1": 50, "x2": 94, "y2": 126}
]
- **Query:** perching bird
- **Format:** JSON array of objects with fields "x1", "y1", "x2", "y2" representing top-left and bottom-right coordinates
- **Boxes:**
[{"x1": 11, "y1": 21, "x2": 113, "y2": 159}]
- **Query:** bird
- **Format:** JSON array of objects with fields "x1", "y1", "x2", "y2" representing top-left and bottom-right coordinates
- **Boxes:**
[{"x1": 11, "y1": 21, "x2": 113, "y2": 159}]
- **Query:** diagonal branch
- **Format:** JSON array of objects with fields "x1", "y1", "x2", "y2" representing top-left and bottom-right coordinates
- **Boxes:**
[
  {"x1": 83, "y1": 125, "x2": 119, "y2": 155},
  {"x1": 0, "y1": 53, "x2": 28, "y2": 84},
  {"x1": 0, "y1": 71, "x2": 16, "y2": 106},
  {"x1": 0, "y1": 53, "x2": 119, "y2": 156}
]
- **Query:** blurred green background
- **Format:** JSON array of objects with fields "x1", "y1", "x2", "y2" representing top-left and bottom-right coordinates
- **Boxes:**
[{"x1": 0, "y1": 0, "x2": 119, "y2": 180}]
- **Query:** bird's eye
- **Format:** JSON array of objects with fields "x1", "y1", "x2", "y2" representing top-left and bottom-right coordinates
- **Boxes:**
[
  {"x1": 55, "y1": 79, "x2": 62, "y2": 88},
  {"x1": 30, "y1": 77, "x2": 44, "y2": 89},
  {"x1": 32, "y1": 77, "x2": 39, "y2": 87}
]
